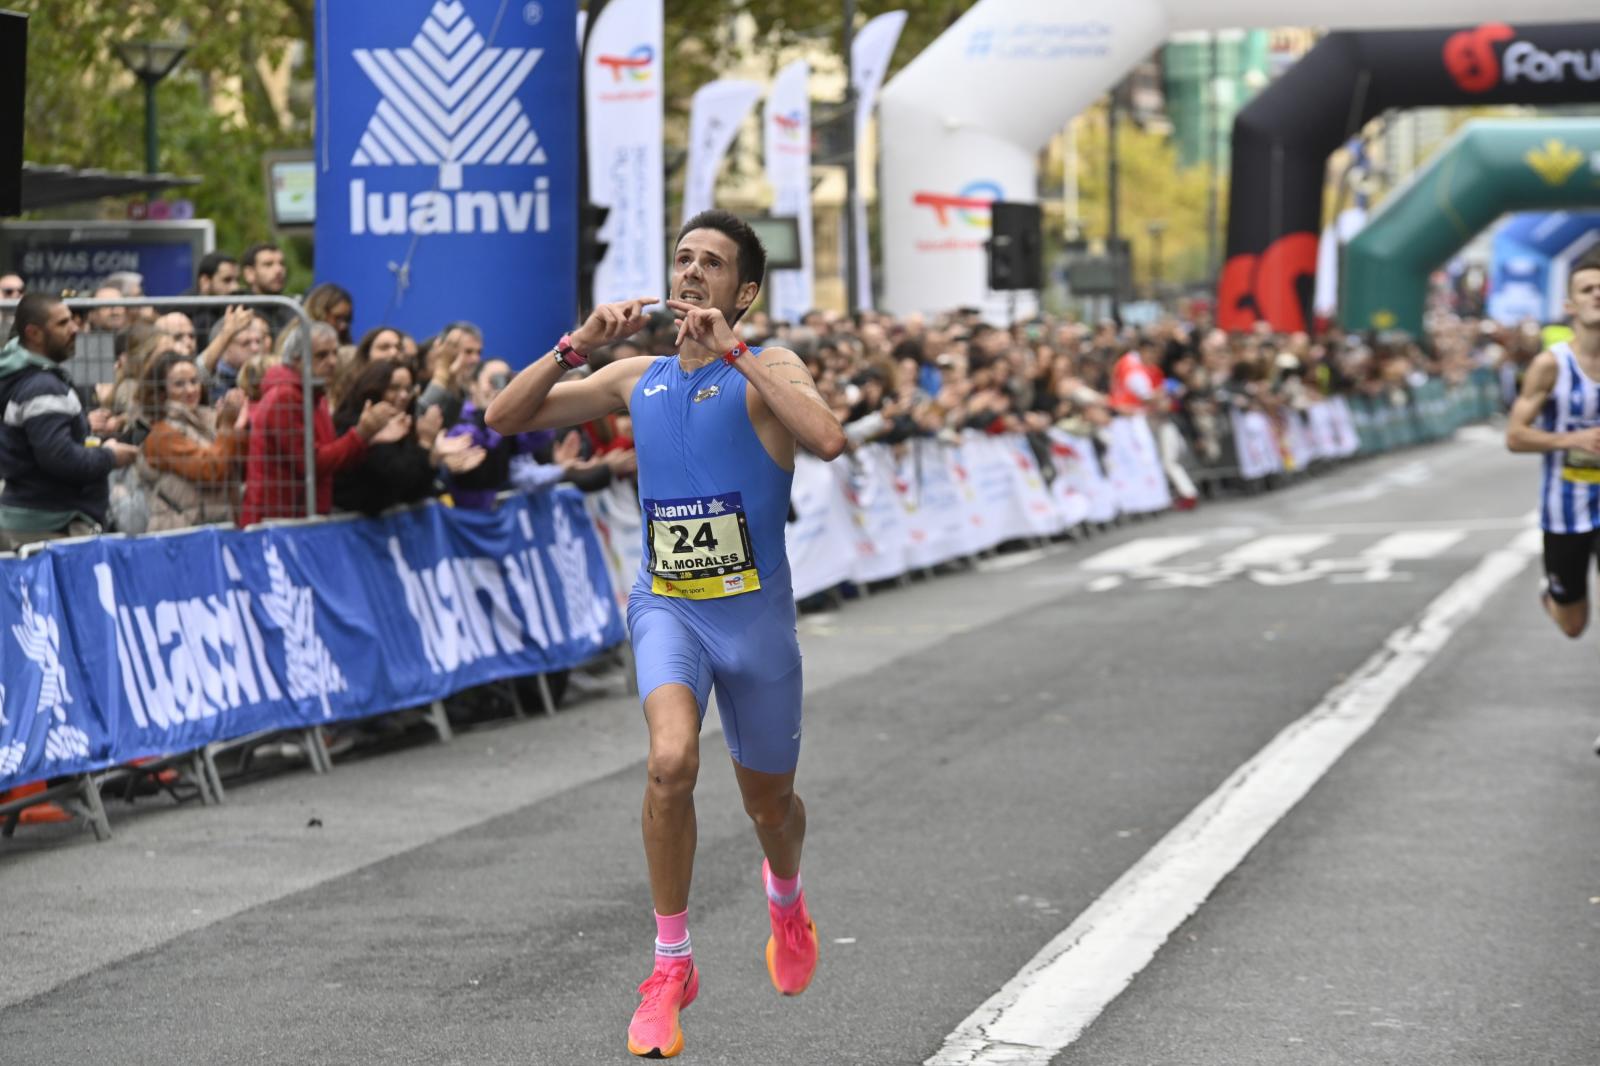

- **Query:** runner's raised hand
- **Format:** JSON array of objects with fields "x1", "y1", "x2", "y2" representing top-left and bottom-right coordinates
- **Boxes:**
[{"x1": 571, "y1": 297, "x2": 659, "y2": 352}]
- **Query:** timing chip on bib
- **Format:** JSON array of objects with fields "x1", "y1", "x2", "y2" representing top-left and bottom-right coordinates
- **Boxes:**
[{"x1": 644, "y1": 492, "x2": 760, "y2": 599}]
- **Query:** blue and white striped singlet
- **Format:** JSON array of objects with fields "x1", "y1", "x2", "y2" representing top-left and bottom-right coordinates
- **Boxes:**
[{"x1": 1539, "y1": 342, "x2": 1600, "y2": 534}]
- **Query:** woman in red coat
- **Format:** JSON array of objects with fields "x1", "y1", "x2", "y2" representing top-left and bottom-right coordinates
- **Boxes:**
[{"x1": 238, "y1": 321, "x2": 406, "y2": 525}]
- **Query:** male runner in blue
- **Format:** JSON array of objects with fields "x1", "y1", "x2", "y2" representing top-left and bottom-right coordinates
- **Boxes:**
[{"x1": 487, "y1": 210, "x2": 846, "y2": 1058}]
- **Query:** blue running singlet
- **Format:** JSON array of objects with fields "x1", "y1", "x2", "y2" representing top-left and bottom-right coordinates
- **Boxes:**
[
  {"x1": 625, "y1": 352, "x2": 804, "y2": 773},
  {"x1": 1539, "y1": 341, "x2": 1600, "y2": 534}
]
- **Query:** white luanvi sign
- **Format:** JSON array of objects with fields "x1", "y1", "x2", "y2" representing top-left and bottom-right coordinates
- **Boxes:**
[{"x1": 347, "y1": 0, "x2": 551, "y2": 237}]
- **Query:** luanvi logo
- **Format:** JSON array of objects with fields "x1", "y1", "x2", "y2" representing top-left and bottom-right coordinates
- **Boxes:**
[
  {"x1": 348, "y1": 0, "x2": 552, "y2": 236},
  {"x1": 1445, "y1": 23, "x2": 1600, "y2": 94}
]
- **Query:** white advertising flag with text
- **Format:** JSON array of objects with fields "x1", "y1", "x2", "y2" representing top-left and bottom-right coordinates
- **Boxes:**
[
  {"x1": 850, "y1": 10, "x2": 906, "y2": 311},
  {"x1": 764, "y1": 60, "x2": 814, "y2": 325},
  {"x1": 584, "y1": 0, "x2": 665, "y2": 304},
  {"x1": 683, "y1": 79, "x2": 763, "y2": 225}
]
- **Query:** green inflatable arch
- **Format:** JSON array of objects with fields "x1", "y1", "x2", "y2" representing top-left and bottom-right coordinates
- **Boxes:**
[{"x1": 1341, "y1": 118, "x2": 1600, "y2": 337}]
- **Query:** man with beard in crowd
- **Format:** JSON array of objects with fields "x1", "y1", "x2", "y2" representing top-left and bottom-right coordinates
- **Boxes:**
[{"x1": 0, "y1": 293, "x2": 139, "y2": 548}]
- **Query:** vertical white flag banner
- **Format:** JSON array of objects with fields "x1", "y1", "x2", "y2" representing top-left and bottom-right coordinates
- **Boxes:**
[
  {"x1": 584, "y1": 0, "x2": 665, "y2": 304},
  {"x1": 763, "y1": 59, "x2": 814, "y2": 324},
  {"x1": 851, "y1": 11, "x2": 906, "y2": 312},
  {"x1": 683, "y1": 79, "x2": 763, "y2": 224}
]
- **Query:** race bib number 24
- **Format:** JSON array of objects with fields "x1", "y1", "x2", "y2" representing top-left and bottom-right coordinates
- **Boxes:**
[{"x1": 644, "y1": 492, "x2": 760, "y2": 599}]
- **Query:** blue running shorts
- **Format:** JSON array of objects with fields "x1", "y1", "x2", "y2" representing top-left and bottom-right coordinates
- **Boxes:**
[{"x1": 626, "y1": 585, "x2": 804, "y2": 774}]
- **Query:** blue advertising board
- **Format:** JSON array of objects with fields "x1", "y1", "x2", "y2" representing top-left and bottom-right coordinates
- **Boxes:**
[
  {"x1": 0, "y1": 489, "x2": 624, "y2": 792},
  {"x1": 0, "y1": 221, "x2": 214, "y2": 296},
  {"x1": 315, "y1": 0, "x2": 578, "y2": 367}
]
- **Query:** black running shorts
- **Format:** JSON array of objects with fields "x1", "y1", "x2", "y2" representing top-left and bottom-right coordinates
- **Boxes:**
[{"x1": 1543, "y1": 530, "x2": 1600, "y2": 605}]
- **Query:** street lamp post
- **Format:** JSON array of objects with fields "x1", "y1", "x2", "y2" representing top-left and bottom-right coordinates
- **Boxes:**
[
  {"x1": 842, "y1": 0, "x2": 858, "y2": 316},
  {"x1": 113, "y1": 40, "x2": 187, "y2": 175},
  {"x1": 1147, "y1": 219, "x2": 1167, "y2": 303},
  {"x1": 1107, "y1": 81, "x2": 1122, "y2": 326}
]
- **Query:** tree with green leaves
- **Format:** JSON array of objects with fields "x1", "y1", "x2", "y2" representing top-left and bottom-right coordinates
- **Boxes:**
[
  {"x1": 19, "y1": 1, "x2": 317, "y2": 286},
  {"x1": 15, "y1": 1, "x2": 1074, "y2": 295}
]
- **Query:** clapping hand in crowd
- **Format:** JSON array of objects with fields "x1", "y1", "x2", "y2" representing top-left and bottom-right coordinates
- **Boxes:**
[
  {"x1": 433, "y1": 431, "x2": 487, "y2": 473},
  {"x1": 431, "y1": 334, "x2": 481, "y2": 391},
  {"x1": 552, "y1": 429, "x2": 584, "y2": 468},
  {"x1": 88, "y1": 406, "x2": 125, "y2": 438},
  {"x1": 603, "y1": 448, "x2": 638, "y2": 477},
  {"x1": 356, "y1": 399, "x2": 406, "y2": 442},
  {"x1": 414, "y1": 405, "x2": 445, "y2": 451},
  {"x1": 103, "y1": 439, "x2": 141, "y2": 467},
  {"x1": 217, "y1": 388, "x2": 247, "y2": 432}
]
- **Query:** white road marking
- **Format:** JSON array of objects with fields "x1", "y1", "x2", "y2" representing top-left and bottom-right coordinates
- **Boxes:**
[
  {"x1": 1080, "y1": 537, "x2": 1205, "y2": 572},
  {"x1": 1218, "y1": 534, "x2": 1333, "y2": 567},
  {"x1": 1296, "y1": 460, "x2": 1432, "y2": 511},
  {"x1": 979, "y1": 547, "x2": 1063, "y2": 573},
  {"x1": 1361, "y1": 530, "x2": 1468, "y2": 560},
  {"x1": 1259, "y1": 517, "x2": 1527, "y2": 534},
  {"x1": 926, "y1": 533, "x2": 1539, "y2": 1066}
]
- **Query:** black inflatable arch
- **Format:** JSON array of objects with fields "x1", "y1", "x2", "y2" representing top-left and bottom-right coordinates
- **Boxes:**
[{"x1": 1220, "y1": 21, "x2": 1600, "y2": 333}]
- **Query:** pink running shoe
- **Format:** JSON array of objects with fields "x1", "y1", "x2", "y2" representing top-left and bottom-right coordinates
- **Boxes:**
[
  {"x1": 626, "y1": 956, "x2": 699, "y2": 1058},
  {"x1": 762, "y1": 860, "x2": 819, "y2": 996}
]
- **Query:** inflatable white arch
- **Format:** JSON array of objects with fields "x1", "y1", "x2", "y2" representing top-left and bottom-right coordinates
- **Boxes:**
[{"x1": 877, "y1": 0, "x2": 1584, "y2": 320}]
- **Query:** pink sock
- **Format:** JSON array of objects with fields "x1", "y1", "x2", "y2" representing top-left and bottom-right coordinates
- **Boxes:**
[
  {"x1": 766, "y1": 867, "x2": 801, "y2": 908},
  {"x1": 654, "y1": 909, "x2": 691, "y2": 960}
]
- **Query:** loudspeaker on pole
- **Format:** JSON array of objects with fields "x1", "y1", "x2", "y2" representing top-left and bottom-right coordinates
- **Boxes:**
[{"x1": 986, "y1": 201, "x2": 1042, "y2": 292}]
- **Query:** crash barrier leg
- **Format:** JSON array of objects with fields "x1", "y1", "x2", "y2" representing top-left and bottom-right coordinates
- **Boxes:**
[{"x1": 0, "y1": 774, "x2": 112, "y2": 842}]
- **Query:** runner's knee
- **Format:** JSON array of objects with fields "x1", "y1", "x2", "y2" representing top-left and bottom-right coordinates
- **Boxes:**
[
  {"x1": 646, "y1": 745, "x2": 699, "y2": 799},
  {"x1": 742, "y1": 786, "x2": 796, "y2": 831}
]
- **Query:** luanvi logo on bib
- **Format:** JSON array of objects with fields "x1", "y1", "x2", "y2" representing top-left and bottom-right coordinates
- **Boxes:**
[{"x1": 347, "y1": 0, "x2": 551, "y2": 236}]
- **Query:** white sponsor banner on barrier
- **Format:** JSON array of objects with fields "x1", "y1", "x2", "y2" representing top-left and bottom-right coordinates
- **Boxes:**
[
  {"x1": 1233, "y1": 410, "x2": 1285, "y2": 481},
  {"x1": 763, "y1": 60, "x2": 815, "y2": 324},
  {"x1": 787, "y1": 453, "x2": 859, "y2": 600},
  {"x1": 1285, "y1": 410, "x2": 1317, "y2": 470},
  {"x1": 999, "y1": 435, "x2": 1063, "y2": 538},
  {"x1": 1046, "y1": 430, "x2": 1116, "y2": 527},
  {"x1": 584, "y1": 0, "x2": 665, "y2": 304},
  {"x1": 961, "y1": 433, "x2": 1037, "y2": 546},
  {"x1": 1307, "y1": 402, "x2": 1341, "y2": 461},
  {"x1": 1330, "y1": 397, "x2": 1362, "y2": 456},
  {"x1": 1106, "y1": 416, "x2": 1172, "y2": 514},
  {"x1": 942, "y1": 439, "x2": 995, "y2": 555},
  {"x1": 682, "y1": 79, "x2": 762, "y2": 224},
  {"x1": 903, "y1": 439, "x2": 972, "y2": 569},
  {"x1": 851, "y1": 10, "x2": 907, "y2": 311},
  {"x1": 847, "y1": 445, "x2": 913, "y2": 583},
  {"x1": 584, "y1": 479, "x2": 645, "y2": 607}
]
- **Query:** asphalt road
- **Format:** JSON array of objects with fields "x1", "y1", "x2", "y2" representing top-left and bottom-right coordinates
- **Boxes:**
[{"x1": 3, "y1": 425, "x2": 1596, "y2": 1066}]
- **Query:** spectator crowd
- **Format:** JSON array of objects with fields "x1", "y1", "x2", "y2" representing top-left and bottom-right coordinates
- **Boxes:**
[{"x1": 0, "y1": 243, "x2": 1530, "y2": 554}]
